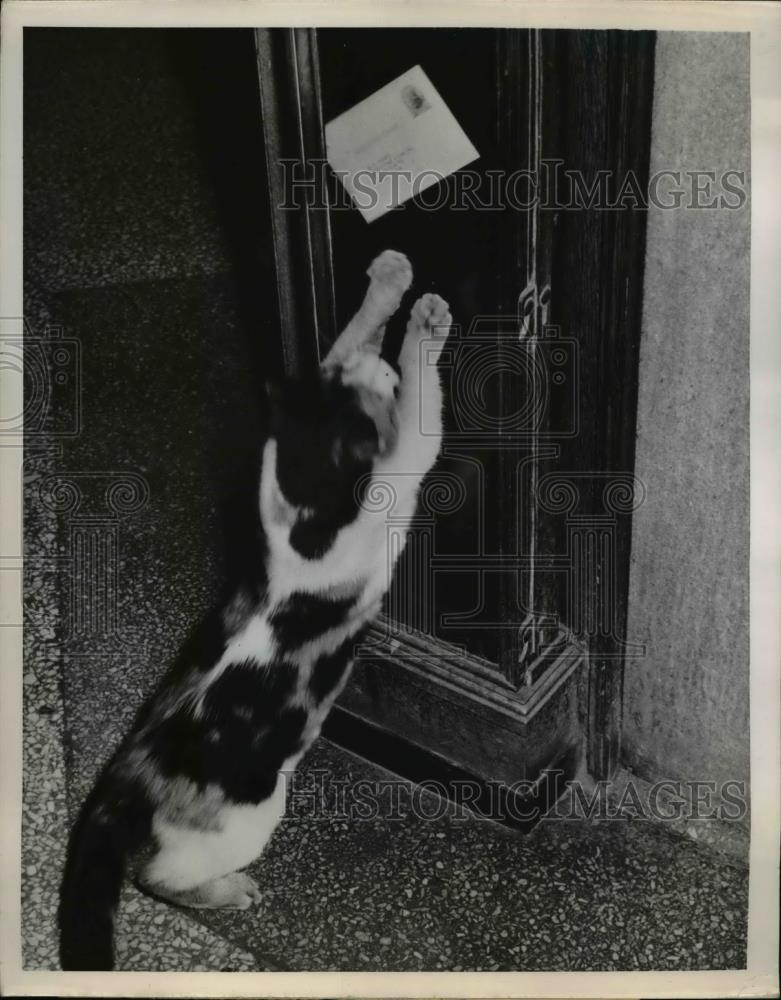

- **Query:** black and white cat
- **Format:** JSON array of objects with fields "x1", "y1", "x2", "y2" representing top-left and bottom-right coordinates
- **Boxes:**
[{"x1": 58, "y1": 250, "x2": 450, "y2": 970}]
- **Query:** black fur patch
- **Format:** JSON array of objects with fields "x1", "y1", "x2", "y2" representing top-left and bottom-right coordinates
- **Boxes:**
[
  {"x1": 59, "y1": 773, "x2": 152, "y2": 970},
  {"x1": 270, "y1": 376, "x2": 377, "y2": 545},
  {"x1": 289, "y1": 516, "x2": 340, "y2": 560},
  {"x1": 309, "y1": 632, "x2": 364, "y2": 703},
  {"x1": 145, "y1": 660, "x2": 306, "y2": 804},
  {"x1": 208, "y1": 657, "x2": 297, "y2": 715},
  {"x1": 269, "y1": 591, "x2": 355, "y2": 650},
  {"x1": 131, "y1": 611, "x2": 229, "y2": 733},
  {"x1": 174, "y1": 610, "x2": 227, "y2": 675}
]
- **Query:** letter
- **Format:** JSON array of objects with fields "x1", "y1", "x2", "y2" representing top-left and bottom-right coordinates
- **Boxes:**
[
  {"x1": 648, "y1": 169, "x2": 685, "y2": 209},
  {"x1": 719, "y1": 780, "x2": 747, "y2": 821},
  {"x1": 648, "y1": 780, "x2": 685, "y2": 821},
  {"x1": 612, "y1": 170, "x2": 647, "y2": 210},
  {"x1": 412, "y1": 781, "x2": 450, "y2": 820},
  {"x1": 350, "y1": 779, "x2": 380, "y2": 821},
  {"x1": 507, "y1": 169, "x2": 538, "y2": 210},
  {"x1": 570, "y1": 169, "x2": 611, "y2": 210},
  {"x1": 615, "y1": 779, "x2": 647, "y2": 819},
  {"x1": 689, "y1": 170, "x2": 718, "y2": 209},
  {"x1": 688, "y1": 780, "x2": 718, "y2": 820},
  {"x1": 571, "y1": 780, "x2": 610, "y2": 820},
  {"x1": 413, "y1": 170, "x2": 450, "y2": 210},
  {"x1": 720, "y1": 169, "x2": 747, "y2": 209}
]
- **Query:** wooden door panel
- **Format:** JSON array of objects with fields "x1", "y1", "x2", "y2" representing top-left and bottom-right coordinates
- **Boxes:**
[{"x1": 255, "y1": 27, "x2": 654, "y2": 795}]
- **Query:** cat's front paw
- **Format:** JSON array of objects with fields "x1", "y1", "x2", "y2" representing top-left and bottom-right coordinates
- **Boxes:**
[
  {"x1": 406, "y1": 293, "x2": 452, "y2": 363},
  {"x1": 398, "y1": 293, "x2": 451, "y2": 385},
  {"x1": 365, "y1": 250, "x2": 413, "y2": 319},
  {"x1": 410, "y1": 292, "x2": 452, "y2": 334}
]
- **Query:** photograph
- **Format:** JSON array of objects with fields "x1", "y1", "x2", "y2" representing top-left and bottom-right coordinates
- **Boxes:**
[{"x1": 1, "y1": 1, "x2": 779, "y2": 996}]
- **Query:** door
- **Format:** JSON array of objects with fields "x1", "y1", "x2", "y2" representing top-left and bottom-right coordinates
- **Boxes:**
[{"x1": 255, "y1": 27, "x2": 655, "y2": 804}]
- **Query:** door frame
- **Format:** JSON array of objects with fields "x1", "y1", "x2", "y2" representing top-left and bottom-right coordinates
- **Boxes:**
[{"x1": 254, "y1": 26, "x2": 655, "y2": 791}]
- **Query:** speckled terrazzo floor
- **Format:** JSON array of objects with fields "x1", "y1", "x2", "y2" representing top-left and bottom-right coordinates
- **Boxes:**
[
  {"x1": 24, "y1": 670, "x2": 750, "y2": 973},
  {"x1": 21, "y1": 26, "x2": 749, "y2": 974},
  {"x1": 20, "y1": 271, "x2": 749, "y2": 971}
]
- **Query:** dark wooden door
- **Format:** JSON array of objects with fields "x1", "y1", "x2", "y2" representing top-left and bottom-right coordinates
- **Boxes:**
[{"x1": 255, "y1": 27, "x2": 655, "y2": 800}]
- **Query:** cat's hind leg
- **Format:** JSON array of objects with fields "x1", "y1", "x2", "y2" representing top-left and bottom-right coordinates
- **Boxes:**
[
  {"x1": 143, "y1": 870, "x2": 262, "y2": 911},
  {"x1": 137, "y1": 781, "x2": 285, "y2": 911},
  {"x1": 322, "y1": 249, "x2": 412, "y2": 372}
]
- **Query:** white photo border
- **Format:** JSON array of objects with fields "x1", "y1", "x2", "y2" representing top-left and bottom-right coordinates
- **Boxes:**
[{"x1": 1, "y1": 2, "x2": 778, "y2": 997}]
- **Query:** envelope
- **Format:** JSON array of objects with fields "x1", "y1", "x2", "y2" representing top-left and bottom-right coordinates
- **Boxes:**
[{"x1": 325, "y1": 65, "x2": 480, "y2": 223}]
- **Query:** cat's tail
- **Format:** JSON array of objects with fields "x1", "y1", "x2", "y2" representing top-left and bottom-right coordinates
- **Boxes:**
[{"x1": 58, "y1": 778, "x2": 152, "y2": 971}]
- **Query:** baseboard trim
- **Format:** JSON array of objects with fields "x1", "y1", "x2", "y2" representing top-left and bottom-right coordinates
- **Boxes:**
[
  {"x1": 340, "y1": 620, "x2": 587, "y2": 788},
  {"x1": 361, "y1": 617, "x2": 587, "y2": 722},
  {"x1": 323, "y1": 707, "x2": 579, "y2": 834}
]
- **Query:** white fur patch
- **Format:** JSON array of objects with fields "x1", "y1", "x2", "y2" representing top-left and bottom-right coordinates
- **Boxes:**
[
  {"x1": 190, "y1": 613, "x2": 276, "y2": 715},
  {"x1": 222, "y1": 614, "x2": 275, "y2": 667},
  {"x1": 341, "y1": 352, "x2": 399, "y2": 399},
  {"x1": 145, "y1": 777, "x2": 286, "y2": 891}
]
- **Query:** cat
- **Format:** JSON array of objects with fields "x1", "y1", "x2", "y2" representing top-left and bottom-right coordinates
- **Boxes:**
[{"x1": 58, "y1": 249, "x2": 451, "y2": 971}]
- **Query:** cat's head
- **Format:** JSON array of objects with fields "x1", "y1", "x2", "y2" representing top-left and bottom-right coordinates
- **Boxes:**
[{"x1": 261, "y1": 353, "x2": 400, "y2": 558}]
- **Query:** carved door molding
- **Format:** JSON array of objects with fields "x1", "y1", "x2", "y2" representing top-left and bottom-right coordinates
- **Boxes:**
[{"x1": 255, "y1": 27, "x2": 655, "y2": 791}]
